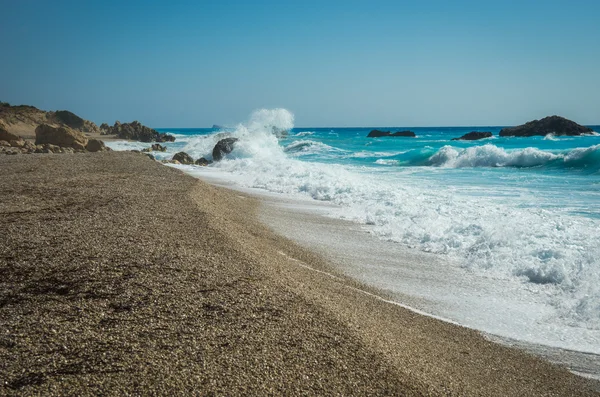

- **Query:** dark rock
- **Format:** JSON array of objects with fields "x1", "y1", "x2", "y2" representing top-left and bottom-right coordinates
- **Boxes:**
[
  {"x1": 172, "y1": 151, "x2": 194, "y2": 165},
  {"x1": 86, "y1": 139, "x2": 107, "y2": 152},
  {"x1": 195, "y1": 157, "x2": 212, "y2": 166},
  {"x1": 390, "y1": 130, "x2": 416, "y2": 137},
  {"x1": 35, "y1": 124, "x2": 88, "y2": 150},
  {"x1": 367, "y1": 130, "x2": 416, "y2": 138},
  {"x1": 367, "y1": 129, "x2": 390, "y2": 137},
  {"x1": 151, "y1": 143, "x2": 166, "y2": 152},
  {"x1": 272, "y1": 126, "x2": 288, "y2": 137},
  {"x1": 212, "y1": 138, "x2": 238, "y2": 161},
  {"x1": 452, "y1": 132, "x2": 493, "y2": 141},
  {"x1": 499, "y1": 116, "x2": 593, "y2": 137}
]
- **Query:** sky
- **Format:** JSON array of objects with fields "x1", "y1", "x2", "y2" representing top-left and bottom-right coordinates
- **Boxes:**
[{"x1": 1, "y1": 0, "x2": 599, "y2": 127}]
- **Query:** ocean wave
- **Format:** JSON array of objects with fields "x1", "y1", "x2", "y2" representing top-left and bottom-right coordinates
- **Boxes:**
[
  {"x1": 283, "y1": 140, "x2": 345, "y2": 156},
  {"x1": 349, "y1": 150, "x2": 410, "y2": 159},
  {"x1": 425, "y1": 144, "x2": 600, "y2": 171},
  {"x1": 294, "y1": 131, "x2": 315, "y2": 137}
]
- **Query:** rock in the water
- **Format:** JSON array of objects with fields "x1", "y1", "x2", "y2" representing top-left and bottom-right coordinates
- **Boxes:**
[
  {"x1": 499, "y1": 116, "x2": 593, "y2": 137},
  {"x1": 172, "y1": 151, "x2": 194, "y2": 164},
  {"x1": 367, "y1": 130, "x2": 416, "y2": 138},
  {"x1": 390, "y1": 130, "x2": 416, "y2": 137},
  {"x1": 367, "y1": 129, "x2": 390, "y2": 137},
  {"x1": 452, "y1": 131, "x2": 493, "y2": 141},
  {"x1": 35, "y1": 124, "x2": 88, "y2": 150},
  {"x1": 86, "y1": 138, "x2": 107, "y2": 152},
  {"x1": 212, "y1": 138, "x2": 238, "y2": 161},
  {"x1": 195, "y1": 157, "x2": 212, "y2": 166},
  {"x1": 151, "y1": 143, "x2": 166, "y2": 152}
]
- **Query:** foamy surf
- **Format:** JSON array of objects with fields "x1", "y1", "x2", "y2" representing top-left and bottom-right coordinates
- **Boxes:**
[{"x1": 106, "y1": 109, "x2": 600, "y2": 357}]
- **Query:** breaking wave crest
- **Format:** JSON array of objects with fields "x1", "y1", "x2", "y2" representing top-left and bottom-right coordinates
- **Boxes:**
[{"x1": 425, "y1": 144, "x2": 600, "y2": 171}]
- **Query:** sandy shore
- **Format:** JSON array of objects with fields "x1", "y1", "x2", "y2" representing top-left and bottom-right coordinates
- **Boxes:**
[{"x1": 1, "y1": 152, "x2": 598, "y2": 396}]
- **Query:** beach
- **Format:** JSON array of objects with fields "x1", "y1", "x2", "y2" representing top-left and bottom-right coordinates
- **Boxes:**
[{"x1": 1, "y1": 152, "x2": 598, "y2": 396}]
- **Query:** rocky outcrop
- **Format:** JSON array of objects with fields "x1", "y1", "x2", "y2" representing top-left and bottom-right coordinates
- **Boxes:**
[
  {"x1": 499, "y1": 116, "x2": 593, "y2": 137},
  {"x1": 172, "y1": 152, "x2": 194, "y2": 165},
  {"x1": 452, "y1": 132, "x2": 493, "y2": 141},
  {"x1": 212, "y1": 138, "x2": 238, "y2": 161},
  {"x1": 102, "y1": 121, "x2": 175, "y2": 143},
  {"x1": 0, "y1": 103, "x2": 101, "y2": 136},
  {"x1": 367, "y1": 130, "x2": 416, "y2": 138},
  {"x1": 35, "y1": 124, "x2": 88, "y2": 150}
]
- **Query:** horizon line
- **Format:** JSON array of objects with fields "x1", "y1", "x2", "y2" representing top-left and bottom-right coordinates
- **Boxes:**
[{"x1": 154, "y1": 123, "x2": 600, "y2": 130}]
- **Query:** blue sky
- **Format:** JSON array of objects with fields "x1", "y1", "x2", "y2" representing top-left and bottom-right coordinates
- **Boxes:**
[{"x1": 1, "y1": 0, "x2": 599, "y2": 127}]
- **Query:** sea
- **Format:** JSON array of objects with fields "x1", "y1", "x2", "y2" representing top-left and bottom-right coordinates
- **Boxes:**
[{"x1": 106, "y1": 109, "x2": 600, "y2": 371}]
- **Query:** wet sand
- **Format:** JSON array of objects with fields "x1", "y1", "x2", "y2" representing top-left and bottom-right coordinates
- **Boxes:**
[{"x1": 1, "y1": 152, "x2": 598, "y2": 396}]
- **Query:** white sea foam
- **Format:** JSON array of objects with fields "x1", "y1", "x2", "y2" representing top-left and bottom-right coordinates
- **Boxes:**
[
  {"x1": 294, "y1": 131, "x2": 315, "y2": 137},
  {"x1": 350, "y1": 150, "x2": 409, "y2": 158},
  {"x1": 375, "y1": 159, "x2": 400, "y2": 165}
]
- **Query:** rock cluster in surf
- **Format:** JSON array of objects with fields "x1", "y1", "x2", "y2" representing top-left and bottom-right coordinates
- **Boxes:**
[
  {"x1": 452, "y1": 132, "x2": 493, "y2": 141},
  {"x1": 499, "y1": 116, "x2": 593, "y2": 137},
  {"x1": 100, "y1": 121, "x2": 175, "y2": 142}
]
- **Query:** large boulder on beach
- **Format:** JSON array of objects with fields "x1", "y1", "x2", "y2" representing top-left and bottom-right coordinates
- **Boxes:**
[
  {"x1": 86, "y1": 138, "x2": 108, "y2": 152},
  {"x1": 499, "y1": 116, "x2": 593, "y2": 137},
  {"x1": 367, "y1": 130, "x2": 416, "y2": 138},
  {"x1": 452, "y1": 132, "x2": 493, "y2": 141},
  {"x1": 0, "y1": 126, "x2": 20, "y2": 142},
  {"x1": 172, "y1": 151, "x2": 194, "y2": 165},
  {"x1": 212, "y1": 137, "x2": 238, "y2": 161},
  {"x1": 35, "y1": 124, "x2": 88, "y2": 150}
]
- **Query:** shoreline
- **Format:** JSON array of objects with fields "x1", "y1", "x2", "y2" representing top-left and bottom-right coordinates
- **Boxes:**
[
  {"x1": 1, "y1": 152, "x2": 598, "y2": 395},
  {"x1": 184, "y1": 167, "x2": 600, "y2": 380}
]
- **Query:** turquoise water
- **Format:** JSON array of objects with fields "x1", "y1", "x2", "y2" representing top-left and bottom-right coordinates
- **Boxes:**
[{"x1": 109, "y1": 110, "x2": 600, "y2": 353}]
